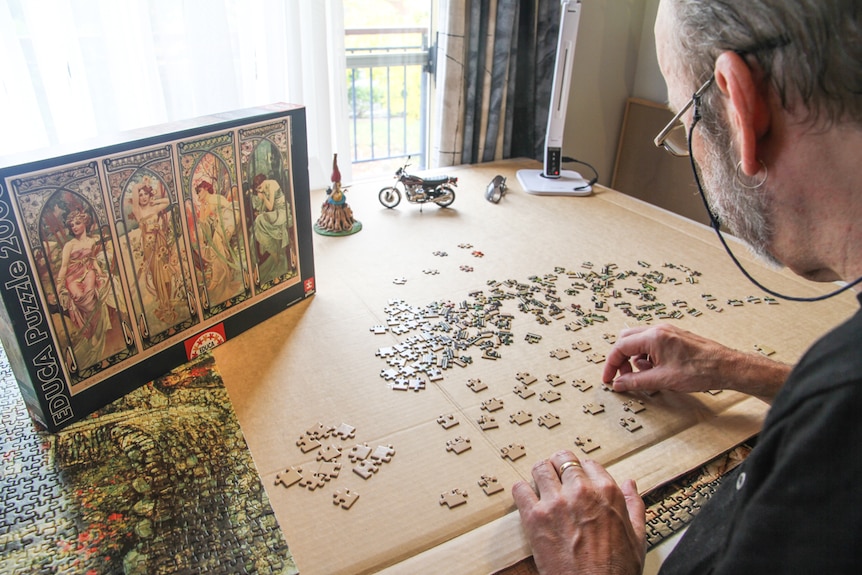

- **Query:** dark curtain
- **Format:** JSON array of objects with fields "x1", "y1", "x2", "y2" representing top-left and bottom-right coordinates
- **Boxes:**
[{"x1": 432, "y1": 0, "x2": 560, "y2": 167}]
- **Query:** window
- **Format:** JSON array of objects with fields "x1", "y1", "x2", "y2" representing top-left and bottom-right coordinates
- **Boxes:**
[{"x1": 343, "y1": 0, "x2": 433, "y2": 180}]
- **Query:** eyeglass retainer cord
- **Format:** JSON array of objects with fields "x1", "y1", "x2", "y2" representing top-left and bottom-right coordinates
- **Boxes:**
[{"x1": 686, "y1": 103, "x2": 862, "y2": 302}]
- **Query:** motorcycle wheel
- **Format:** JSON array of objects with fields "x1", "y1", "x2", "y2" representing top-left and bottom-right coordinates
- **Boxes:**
[
  {"x1": 379, "y1": 186, "x2": 401, "y2": 208},
  {"x1": 435, "y1": 185, "x2": 456, "y2": 208}
]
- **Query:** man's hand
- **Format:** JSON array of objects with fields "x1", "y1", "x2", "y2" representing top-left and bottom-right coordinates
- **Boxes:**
[
  {"x1": 512, "y1": 450, "x2": 645, "y2": 575},
  {"x1": 601, "y1": 324, "x2": 790, "y2": 401}
]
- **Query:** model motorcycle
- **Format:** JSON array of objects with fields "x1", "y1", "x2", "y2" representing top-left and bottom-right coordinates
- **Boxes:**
[{"x1": 378, "y1": 158, "x2": 457, "y2": 209}]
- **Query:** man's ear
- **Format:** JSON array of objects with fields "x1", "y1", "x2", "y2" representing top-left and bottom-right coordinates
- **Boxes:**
[{"x1": 714, "y1": 51, "x2": 771, "y2": 175}]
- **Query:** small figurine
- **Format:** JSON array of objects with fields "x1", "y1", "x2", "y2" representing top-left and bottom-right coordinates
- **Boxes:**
[{"x1": 314, "y1": 154, "x2": 362, "y2": 236}]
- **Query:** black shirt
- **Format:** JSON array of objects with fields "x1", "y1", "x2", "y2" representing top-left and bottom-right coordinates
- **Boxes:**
[{"x1": 660, "y1": 294, "x2": 862, "y2": 573}]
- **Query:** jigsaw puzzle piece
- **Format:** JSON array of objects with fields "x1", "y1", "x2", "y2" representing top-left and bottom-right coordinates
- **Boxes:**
[
  {"x1": 478, "y1": 475, "x2": 504, "y2": 496},
  {"x1": 439, "y1": 488, "x2": 468, "y2": 509},
  {"x1": 274, "y1": 466, "x2": 303, "y2": 488},
  {"x1": 333, "y1": 488, "x2": 360, "y2": 510}
]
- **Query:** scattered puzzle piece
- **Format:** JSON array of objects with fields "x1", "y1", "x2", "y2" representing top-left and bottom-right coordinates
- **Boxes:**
[
  {"x1": 516, "y1": 372, "x2": 538, "y2": 385},
  {"x1": 509, "y1": 410, "x2": 532, "y2": 425},
  {"x1": 537, "y1": 413, "x2": 561, "y2": 429},
  {"x1": 754, "y1": 343, "x2": 776, "y2": 356},
  {"x1": 371, "y1": 444, "x2": 396, "y2": 463},
  {"x1": 586, "y1": 352, "x2": 606, "y2": 364},
  {"x1": 380, "y1": 368, "x2": 400, "y2": 380},
  {"x1": 316, "y1": 461, "x2": 342, "y2": 480},
  {"x1": 622, "y1": 400, "x2": 646, "y2": 414},
  {"x1": 353, "y1": 459, "x2": 380, "y2": 479},
  {"x1": 478, "y1": 475, "x2": 504, "y2": 496},
  {"x1": 572, "y1": 378, "x2": 592, "y2": 392},
  {"x1": 299, "y1": 472, "x2": 327, "y2": 491},
  {"x1": 501, "y1": 443, "x2": 527, "y2": 461},
  {"x1": 573, "y1": 340, "x2": 592, "y2": 352},
  {"x1": 513, "y1": 384, "x2": 535, "y2": 399},
  {"x1": 620, "y1": 416, "x2": 643, "y2": 432},
  {"x1": 446, "y1": 436, "x2": 472, "y2": 454},
  {"x1": 477, "y1": 414, "x2": 499, "y2": 430},
  {"x1": 539, "y1": 389, "x2": 561, "y2": 403},
  {"x1": 333, "y1": 488, "x2": 360, "y2": 509},
  {"x1": 437, "y1": 414, "x2": 459, "y2": 429},
  {"x1": 391, "y1": 379, "x2": 410, "y2": 391},
  {"x1": 333, "y1": 423, "x2": 357, "y2": 439},
  {"x1": 348, "y1": 443, "x2": 373, "y2": 462},
  {"x1": 575, "y1": 436, "x2": 601, "y2": 453},
  {"x1": 546, "y1": 374, "x2": 566, "y2": 386},
  {"x1": 481, "y1": 397, "x2": 505, "y2": 412},
  {"x1": 370, "y1": 325, "x2": 388, "y2": 334},
  {"x1": 466, "y1": 378, "x2": 488, "y2": 392},
  {"x1": 316, "y1": 444, "x2": 343, "y2": 462},
  {"x1": 305, "y1": 422, "x2": 334, "y2": 439},
  {"x1": 440, "y1": 488, "x2": 469, "y2": 509},
  {"x1": 583, "y1": 402, "x2": 605, "y2": 415},
  {"x1": 274, "y1": 466, "x2": 303, "y2": 488},
  {"x1": 296, "y1": 434, "x2": 322, "y2": 453},
  {"x1": 550, "y1": 348, "x2": 571, "y2": 360}
]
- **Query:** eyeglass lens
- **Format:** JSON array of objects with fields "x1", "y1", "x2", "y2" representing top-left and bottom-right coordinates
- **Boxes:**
[{"x1": 662, "y1": 123, "x2": 690, "y2": 156}]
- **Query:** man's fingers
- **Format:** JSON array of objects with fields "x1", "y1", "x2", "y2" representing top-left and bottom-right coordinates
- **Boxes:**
[
  {"x1": 512, "y1": 480, "x2": 538, "y2": 508},
  {"x1": 551, "y1": 450, "x2": 584, "y2": 481},
  {"x1": 530, "y1": 457, "x2": 563, "y2": 494},
  {"x1": 622, "y1": 479, "x2": 647, "y2": 547},
  {"x1": 603, "y1": 330, "x2": 655, "y2": 383}
]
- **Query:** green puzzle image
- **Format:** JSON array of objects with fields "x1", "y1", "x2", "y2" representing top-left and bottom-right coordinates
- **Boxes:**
[{"x1": 0, "y1": 350, "x2": 297, "y2": 575}]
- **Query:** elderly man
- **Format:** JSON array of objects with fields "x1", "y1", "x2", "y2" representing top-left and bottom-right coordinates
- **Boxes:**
[{"x1": 512, "y1": 0, "x2": 862, "y2": 572}]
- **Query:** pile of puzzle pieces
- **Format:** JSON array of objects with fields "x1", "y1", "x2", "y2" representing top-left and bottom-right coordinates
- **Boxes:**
[
  {"x1": 277, "y1": 422, "x2": 397, "y2": 509},
  {"x1": 371, "y1": 260, "x2": 777, "y2": 395}
]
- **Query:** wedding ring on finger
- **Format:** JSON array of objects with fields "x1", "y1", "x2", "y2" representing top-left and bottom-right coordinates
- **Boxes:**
[{"x1": 558, "y1": 460, "x2": 581, "y2": 478}]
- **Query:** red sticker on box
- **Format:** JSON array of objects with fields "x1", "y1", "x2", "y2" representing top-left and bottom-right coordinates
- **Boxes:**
[
  {"x1": 184, "y1": 323, "x2": 227, "y2": 359},
  {"x1": 304, "y1": 277, "x2": 315, "y2": 294}
]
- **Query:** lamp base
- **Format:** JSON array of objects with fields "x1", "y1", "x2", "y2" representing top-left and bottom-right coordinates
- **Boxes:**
[{"x1": 516, "y1": 169, "x2": 593, "y2": 196}]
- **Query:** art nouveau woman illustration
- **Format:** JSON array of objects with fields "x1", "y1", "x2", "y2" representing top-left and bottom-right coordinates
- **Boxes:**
[
  {"x1": 191, "y1": 179, "x2": 244, "y2": 306},
  {"x1": 54, "y1": 209, "x2": 123, "y2": 371},
  {"x1": 129, "y1": 180, "x2": 181, "y2": 328},
  {"x1": 250, "y1": 173, "x2": 291, "y2": 285}
]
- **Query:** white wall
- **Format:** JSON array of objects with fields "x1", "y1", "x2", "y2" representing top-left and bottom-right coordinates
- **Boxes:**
[
  {"x1": 632, "y1": 0, "x2": 665, "y2": 102},
  {"x1": 562, "y1": 0, "x2": 664, "y2": 185}
]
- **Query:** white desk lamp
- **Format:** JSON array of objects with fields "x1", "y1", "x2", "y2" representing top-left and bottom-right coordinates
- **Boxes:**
[{"x1": 517, "y1": 0, "x2": 592, "y2": 196}]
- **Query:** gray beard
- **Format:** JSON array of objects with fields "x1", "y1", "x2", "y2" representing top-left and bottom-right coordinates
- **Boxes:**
[{"x1": 698, "y1": 124, "x2": 783, "y2": 268}]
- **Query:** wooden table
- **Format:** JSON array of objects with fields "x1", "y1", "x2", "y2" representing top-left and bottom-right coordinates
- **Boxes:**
[{"x1": 212, "y1": 159, "x2": 856, "y2": 575}]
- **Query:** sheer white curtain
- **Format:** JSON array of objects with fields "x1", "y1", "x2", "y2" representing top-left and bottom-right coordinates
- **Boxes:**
[{"x1": 0, "y1": 0, "x2": 351, "y2": 188}]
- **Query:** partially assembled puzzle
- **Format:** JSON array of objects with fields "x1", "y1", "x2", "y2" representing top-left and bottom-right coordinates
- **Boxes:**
[{"x1": 274, "y1": 244, "x2": 782, "y2": 518}]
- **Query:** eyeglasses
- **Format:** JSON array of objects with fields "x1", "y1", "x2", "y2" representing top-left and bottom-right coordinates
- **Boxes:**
[{"x1": 654, "y1": 76, "x2": 714, "y2": 157}]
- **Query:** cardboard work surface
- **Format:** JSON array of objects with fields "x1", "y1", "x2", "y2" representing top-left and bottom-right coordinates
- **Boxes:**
[{"x1": 212, "y1": 159, "x2": 857, "y2": 575}]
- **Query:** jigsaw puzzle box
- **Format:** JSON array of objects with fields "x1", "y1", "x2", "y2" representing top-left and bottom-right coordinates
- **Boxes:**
[{"x1": 0, "y1": 103, "x2": 316, "y2": 432}]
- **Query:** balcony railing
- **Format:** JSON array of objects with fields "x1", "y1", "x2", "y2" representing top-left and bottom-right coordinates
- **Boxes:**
[{"x1": 345, "y1": 27, "x2": 432, "y2": 178}]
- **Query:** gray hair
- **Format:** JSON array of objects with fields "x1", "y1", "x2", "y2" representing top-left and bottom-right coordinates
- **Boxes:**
[{"x1": 667, "y1": 0, "x2": 862, "y2": 129}]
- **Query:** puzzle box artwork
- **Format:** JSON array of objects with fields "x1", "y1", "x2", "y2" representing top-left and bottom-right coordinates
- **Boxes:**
[{"x1": 0, "y1": 104, "x2": 315, "y2": 432}]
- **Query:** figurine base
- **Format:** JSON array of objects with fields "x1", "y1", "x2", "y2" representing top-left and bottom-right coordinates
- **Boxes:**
[
  {"x1": 516, "y1": 169, "x2": 592, "y2": 196},
  {"x1": 314, "y1": 221, "x2": 362, "y2": 236}
]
